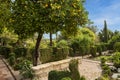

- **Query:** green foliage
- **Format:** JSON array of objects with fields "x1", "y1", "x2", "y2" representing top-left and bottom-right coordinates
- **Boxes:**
[
  {"x1": 112, "y1": 52, "x2": 120, "y2": 68},
  {"x1": 0, "y1": 46, "x2": 12, "y2": 58},
  {"x1": 20, "y1": 60, "x2": 34, "y2": 79},
  {"x1": 10, "y1": 0, "x2": 88, "y2": 39},
  {"x1": 71, "y1": 35, "x2": 92, "y2": 56},
  {"x1": 52, "y1": 47, "x2": 69, "y2": 61},
  {"x1": 0, "y1": 0, "x2": 11, "y2": 33},
  {"x1": 48, "y1": 70, "x2": 71, "y2": 80},
  {"x1": 101, "y1": 57, "x2": 106, "y2": 66},
  {"x1": 61, "y1": 77, "x2": 71, "y2": 80},
  {"x1": 69, "y1": 59, "x2": 81, "y2": 80},
  {"x1": 113, "y1": 42, "x2": 120, "y2": 52},
  {"x1": 8, "y1": 52, "x2": 15, "y2": 66},
  {"x1": 14, "y1": 47, "x2": 27, "y2": 58},
  {"x1": 40, "y1": 48, "x2": 52, "y2": 63},
  {"x1": 80, "y1": 76, "x2": 86, "y2": 80},
  {"x1": 100, "y1": 57, "x2": 111, "y2": 77},
  {"x1": 57, "y1": 40, "x2": 68, "y2": 48},
  {"x1": 90, "y1": 46, "x2": 97, "y2": 57},
  {"x1": 103, "y1": 20, "x2": 108, "y2": 43},
  {"x1": 97, "y1": 76, "x2": 109, "y2": 80},
  {"x1": 10, "y1": 0, "x2": 88, "y2": 66},
  {"x1": 80, "y1": 28, "x2": 96, "y2": 41},
  {"x1": 98, "y1": 21, "x2": 113, "y2": 43},
  {"x1": 96, "y1": 44, "x2": 102, "y2": 56},
  {"x1": 108, "y1": 34, "x2": 120, "y2": 50},
  {"x1": 102, "y1": 64, "x2": 111, "y2": 77}
]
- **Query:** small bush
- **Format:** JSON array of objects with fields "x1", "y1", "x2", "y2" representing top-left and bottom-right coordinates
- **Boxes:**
[
  {"x1": 40, "y1": 48, "x2": 52, "y2": 63},
  {"x1": 20, "y1": 60, "x2": 33, "y2": 79},
  {"x1": 61, "y1": 77, "x2": 71, "y2": 80},
  {"x1": 14, "y1": 47, "x2": 27, "y2": 58},
  {"x1": 69, "y1": 59, "x2": 81, "y2": 80},
  {"x1": 52, "y1": 47, "x2": 69, "y2": 61},
  {"x1": 96, "y1": 44, "x2": 102, "y2": 56},
  {"x1": 114, "y1": 42, "x2": 120, "y2": 52},
  {"x1": 90, "y1": 46, "x2": 97, "y2": 57},
  {"x1": 48, "y1": 70, "x2": 71, "y2": 80},
  {"x1": 112, "y1": 52, "x2": 120, "y2": 68},
  {"x1": 0, "y1": 46, "x2": 12, "y2": 58},
  {"x1": 8, "y1": 52, "x2": 15, "y2": 66},
  {"x1": 57, "y1": 40, "x2": 68, "y2": 48}
]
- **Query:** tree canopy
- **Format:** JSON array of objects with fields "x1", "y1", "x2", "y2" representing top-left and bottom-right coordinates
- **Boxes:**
[{"x1": 10, "y1": 0, "x2": 88, "y2": 66}]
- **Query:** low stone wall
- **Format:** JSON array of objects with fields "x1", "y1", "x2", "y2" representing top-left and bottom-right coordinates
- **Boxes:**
[{"x1": 32, "y1": 57, "x2": 81, "y2": 80}]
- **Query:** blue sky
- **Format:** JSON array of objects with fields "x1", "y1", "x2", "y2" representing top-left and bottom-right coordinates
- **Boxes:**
[{"x1": 85, "y1": 0, "x2": 120, "y2": 31}]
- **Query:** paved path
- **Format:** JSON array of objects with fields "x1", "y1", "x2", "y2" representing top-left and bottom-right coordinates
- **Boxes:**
[
  {"x1": 0, "y1": 56, "x2": 14, "y2": 80},
  {"x1": 79, "y1": 59, "x2": 102, "y2": 80}
]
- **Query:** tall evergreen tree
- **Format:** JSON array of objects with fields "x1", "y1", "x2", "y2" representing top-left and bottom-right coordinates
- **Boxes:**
[{"x1": 103, "y1": 20, "x2": 108, "y2": 42}]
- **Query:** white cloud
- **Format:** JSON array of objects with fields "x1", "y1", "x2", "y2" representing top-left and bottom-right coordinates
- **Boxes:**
[{"x1": 87, "y1": 0, "x2": 120, "y2": 31}]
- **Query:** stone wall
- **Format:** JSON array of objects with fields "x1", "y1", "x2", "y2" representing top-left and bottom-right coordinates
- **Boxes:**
[{"x1": 32, "y1": 57, "x2": 81, "y2": 80}]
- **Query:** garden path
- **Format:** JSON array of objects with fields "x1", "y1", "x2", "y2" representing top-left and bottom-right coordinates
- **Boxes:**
[
  {"x1": 79, "y1": 59, "x2": 102, "y2": 80},
  {"x1": 0, "y1": 56, "x2": 14, "y2": 80}
]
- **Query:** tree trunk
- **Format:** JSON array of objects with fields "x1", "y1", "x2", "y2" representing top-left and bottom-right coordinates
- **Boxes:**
[
  {"x1": 33, "y1": 33, "x2": 43, "y2": 66},
  {"x1": 50, "y1": 31, "x2": 52, "y2": 46}
]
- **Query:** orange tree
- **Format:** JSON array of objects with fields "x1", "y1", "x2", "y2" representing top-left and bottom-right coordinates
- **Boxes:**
[
  {"x1": 0, "y1": 0, "x2": 11, "y2": 33},
  {"x1": 10, "y1": 0, "x2": 88, "y2": 66}
]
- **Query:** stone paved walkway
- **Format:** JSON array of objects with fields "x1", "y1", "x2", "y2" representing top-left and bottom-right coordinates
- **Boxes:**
[
  {"x1": 79, "y1": 59, "x2": 102, "y2": 80},
  {"x1": 0, "y1": 56, "x2": 14, "y2": 80}
]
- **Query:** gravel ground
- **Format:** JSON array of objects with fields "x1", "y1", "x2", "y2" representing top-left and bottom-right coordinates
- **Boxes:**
[{"x1": 79, "y1": 59, "x2": 102, "y2": 80}]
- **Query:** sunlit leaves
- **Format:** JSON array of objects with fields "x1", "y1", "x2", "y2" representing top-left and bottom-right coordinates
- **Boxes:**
[{"x1": 10, "y1": 0, "x2": 88, "y2": 39}]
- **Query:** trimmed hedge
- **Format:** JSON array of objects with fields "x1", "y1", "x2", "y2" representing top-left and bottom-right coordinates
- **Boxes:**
[
  {"x1": 48, "y1": 59, "x2": 86, "y2": 80},
  {"x1": 40, "y1": 48, "x2": 52, "y2": 63},
  {"x1": 52, "y1": 48, "x2": 69, "y2": 61},
  {"x1": 48, "y1": 70, "x2": 71, "y2": 80}
]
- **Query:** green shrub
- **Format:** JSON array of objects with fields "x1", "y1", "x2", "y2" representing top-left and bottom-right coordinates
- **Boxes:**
[
  {"x1": 0, "y1": 46, "x2": 12, "y2": 58},
  {"x1": 20, "y1": 60, "x2": 33, "y2": 79},
  {"x1": 8, "y1": 52, "x2": 15, "y2": 66},
  {"x1": 14, "y1": 47, "x2": 27, "y2": 58},
  {"x1": 40, "y1": 48, "x2": 52, "y2": 63},
  {"x1": 114, "y1": 42, "x2": 120, "y2": 52},
  {"x1": 101, "y1": 57, "x2": 106, "y2": 65},
  {"x1": 90, "y1": 46, "x2": 97, "y2": 57},
  {"x1": 96, "y1": 44, "x2": 102, "y2": 56},
  {"x1": 108, "y1": 34, "x2": 120, "y2": 50},
  {"x1": 48, "y1": 70, "x2": 71, "y2": 80},
  {"x1": 57, "y1": 40, "x2": 68, "y2": 48},
  {"x1": 100, "y1": 57, "x2": 111, "y2": 77},
  {"x1": 61, "y1": 77, "x2": 71, "y2": 80},
  {"x1": 69, "y1": 48, "x2": 74, "y2": 57},
  {"x1": 52, "y1": 47, "x2": 69, "y2": 61},
  {"x1": 69, "y1": 59, "x2": 81, "y2": 80},
  {"x1": 13, "y1": 63, "x2": 22, "y2": 70},
  {"x1": 101, "y1": 43, "x2": 108, "y2": 51},
  {"x1": 80, "y1": 76, "x2": 86, "y2": 80},
  {"x1": 70, "y1": 35, "x2": 92, "y2": 56},
  {"x1": 102, "y1": 65, "x2": 111, "y2": 76},
  {"x1": 112, "y1": 52, "x2": 120, "y2": 68}
]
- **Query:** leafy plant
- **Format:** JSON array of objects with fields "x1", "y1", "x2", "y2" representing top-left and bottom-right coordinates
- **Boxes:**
[
  {"x1": 20, "y1": 60, "x2": 34, "y2": 79},
  {"x1": 112, "y1": 52, "x2": 120, "y2": 68},
  {"x1": 8, "y1": 52, "x2": 15, "y2": 66},
  {"x1": 69, "y1": 59, "x2": 81, "y2": 80}
]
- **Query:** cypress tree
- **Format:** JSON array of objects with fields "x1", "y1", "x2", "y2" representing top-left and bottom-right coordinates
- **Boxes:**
[{"x1": 103, "y1": 20, "x2": 108, "y2": 43}]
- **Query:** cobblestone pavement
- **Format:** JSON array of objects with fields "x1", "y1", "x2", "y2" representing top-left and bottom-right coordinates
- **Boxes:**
[
  {"x1": 79, "y1": 59, "x2": 102, "y2": 80},
  {"x1": 0, "y1": 56, "x2": 14, "y2": 80}
]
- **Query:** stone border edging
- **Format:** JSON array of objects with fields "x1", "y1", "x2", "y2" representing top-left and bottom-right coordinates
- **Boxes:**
[{"x1": 0, "y1": 56, "x2": 17, "y2": 80}]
